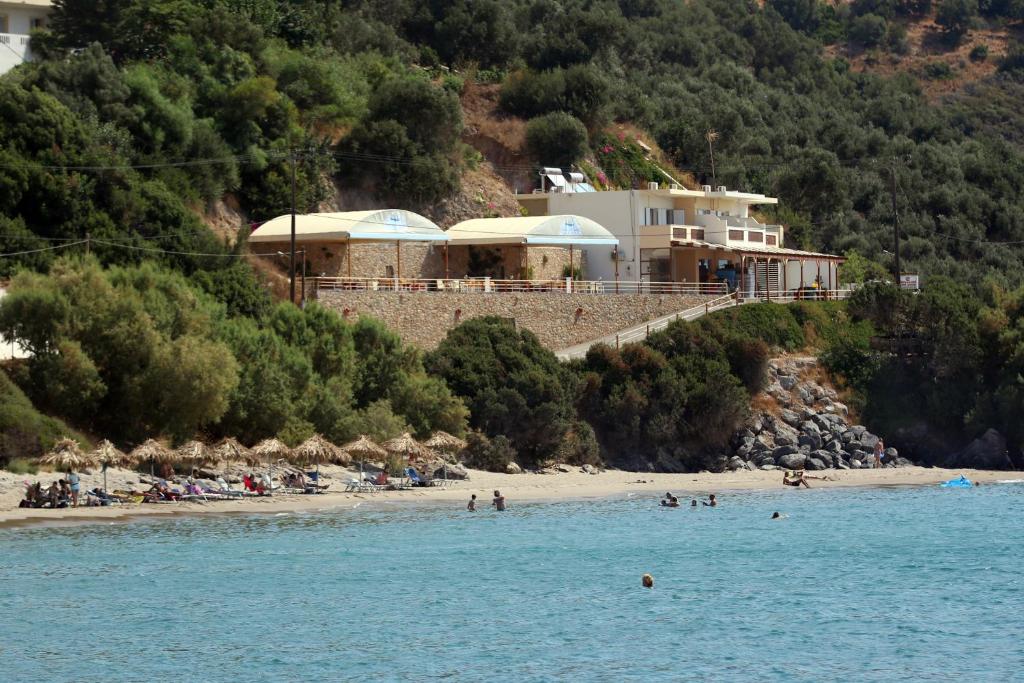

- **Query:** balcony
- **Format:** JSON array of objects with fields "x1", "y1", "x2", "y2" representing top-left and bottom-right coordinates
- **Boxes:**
[{"x1": 0, "y1": 33, "x2": 32, "y2": 75}]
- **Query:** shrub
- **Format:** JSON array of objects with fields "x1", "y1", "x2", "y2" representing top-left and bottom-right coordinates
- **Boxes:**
[
  {"x1": 6, "y1": 457, "x2": 37, "y2": 475},
  {"x1": 969, "y1": 44, "x2": 989, "y2": 61},
  {"x1": 923, "y1": 61, "x2": 956, "y2": 79},
  {"x1": 936, "y1": 0, "x2": 976, "y2": 39},
  {"x1": 462, "y1": 431, "x2": 516, "y2": 472},
  {"x1": 849, "y1": 14, "x2": 889, "y2": 47},
  {"x1": 525, "y1": 112, "x2": 589, "y2": 167}
]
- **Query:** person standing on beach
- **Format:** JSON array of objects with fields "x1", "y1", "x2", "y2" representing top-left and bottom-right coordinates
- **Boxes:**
[
  {"x1": 67, "y1": 470, "x2": 80, "y2": 507},
  {"x1": 492, "y1": 490, "x2": 506, "y2": 511},
  {"x1": 873, "y1": 439, "x2": 884, "y2": 469},
  {"x1": 467, "y1": 494, "x2": 477, "y2": 511}
]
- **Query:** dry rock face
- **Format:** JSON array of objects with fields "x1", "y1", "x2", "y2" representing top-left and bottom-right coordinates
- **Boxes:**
[{"x1": 727, "y1": 357, "x2": 914, "y2": 471}]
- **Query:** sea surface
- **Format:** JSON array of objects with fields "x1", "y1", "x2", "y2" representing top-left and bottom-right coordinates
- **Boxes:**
[{"x1": 1, "y1": 483, "x2": 1022, "y2": 682}]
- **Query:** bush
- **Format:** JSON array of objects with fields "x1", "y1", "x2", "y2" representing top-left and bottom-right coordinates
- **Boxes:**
[
  {"x1": 923, "y1": 61, "x2": 956, "y2": 79},
  {"x1": 6, "y1": 457, "x2": 37, "y2": 475},
  {"x1": 0, "y1": 370, "x2": 82, "y2": 467},
  {"x1": 936, "y1": 0, "x2": 976, "y2": 39},
  {"x1": 849, "y1": 14, "x2": 889, "y2": 47},
  {"x1": 525, "y1": 112, "x2": 589, "y2": 167},
  {"x1": 462, "y1": 431, "x2": 516, "y2": 472},
  {"x1": 969, "y1": 44, "x2": 989, "y2": 61}
]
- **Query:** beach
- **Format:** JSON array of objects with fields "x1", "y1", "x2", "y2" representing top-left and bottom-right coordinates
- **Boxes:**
[{"x1": 1, "y1": 464, "x2": 1014, "y2": 528}]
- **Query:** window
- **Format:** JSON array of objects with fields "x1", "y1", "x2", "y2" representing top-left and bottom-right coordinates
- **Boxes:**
[
  {"x1": 669, "y1": 209, "x2": 685, "y2": 224},
  {"x1": 690, "y1": 228, "x2": 705, "y2": 240},
  {"x1": 0, "y1": 15, "x2": 9, "y2": 33},
  {"x1": 640, "y1": 248, "x2": 672, "y2": 282},
  {"x1": 385, "y1": 265, "x2": 395, "y2": 278},
  {"x1": 748, "y1": 231, "x2": 763, "y2": 243},
  {"x1": 766, "y1": 234, "x2": 777, "y2": 246},
  {"x1": 31, "y1": 17, "x2": 45, "y2": 29},
  {"x1": 728, "y1": 229, "x2": 744, "y2": 241}
]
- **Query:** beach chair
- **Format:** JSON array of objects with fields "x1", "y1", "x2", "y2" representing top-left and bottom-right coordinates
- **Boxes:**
[{"x1": 404, "y1": 466, "x2": 430, "y2": 487}]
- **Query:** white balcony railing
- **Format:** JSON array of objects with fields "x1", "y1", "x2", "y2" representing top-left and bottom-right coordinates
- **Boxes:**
[
  {"x1": 0, "y1": 33, "x2": 33, "y2": 75},
  {"x1": 312, "y1": 277, "x2": 727, "y2": 296}
]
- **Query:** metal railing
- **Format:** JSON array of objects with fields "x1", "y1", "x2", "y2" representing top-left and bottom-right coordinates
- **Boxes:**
[
  {"x1": 740, "y1": 288, "x2": 853, "y2": 302},
  {"x1": 312, "y1": 277, "x2": 728, "y2": 296}
]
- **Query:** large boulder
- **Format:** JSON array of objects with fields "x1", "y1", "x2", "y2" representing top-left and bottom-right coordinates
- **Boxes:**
[
  {"x1": 860, "y1": 433, "x2": 880, "y2": 451},
  {"x1": 432, "y1": 462, "x2": 469, "y2": 480},
  {"x1": 773, "y1": 423, "x2": 800, "y2": 447},
  {"x1": 949, "y1": 429, "x2": 1013, "y2": 470},
  {"x1": 798, "y1": 432, "x2": 823, "y2": 450},
  {"x1": 506, "y1": 461, "x2": 523, "y2": 474},
  {"x1": 778, "y1": 375, "x2": 798, "y2": 390},
  {"x1": 805, "y1": 456, "x2": 828, "y2": 471},
  {"x1": 772, "y1": 445, "x2": 800, "y2": 460},
  {"x1": 777, "y1": 453, "x2": 807, "y2": 470},
  {"x1": 850, "y1": 425, "x2": 867, "y2": 438},
  {"x1": 812, "y1": 450, "x2": 835, "y2": 468},
  {"x1": 780, "y1": 409, "x2": 802, "y2": 427},
  {"x1": 727, "y1": 456, "x2": 746, "y2": 471}
]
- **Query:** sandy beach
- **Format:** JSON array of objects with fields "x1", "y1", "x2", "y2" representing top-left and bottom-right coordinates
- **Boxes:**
[{"x1": 1, "y1": 464, "x2": 1017, "y2": 528}]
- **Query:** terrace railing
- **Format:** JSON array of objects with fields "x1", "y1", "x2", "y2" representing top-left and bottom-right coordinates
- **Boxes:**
[{"x1": 311, "y1": 277, "x2": 728, "y2": 296}]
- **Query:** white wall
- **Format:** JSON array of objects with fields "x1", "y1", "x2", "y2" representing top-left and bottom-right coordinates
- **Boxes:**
[{"x1": 0, "y1": 2, "x2": 50, "y2": 75}]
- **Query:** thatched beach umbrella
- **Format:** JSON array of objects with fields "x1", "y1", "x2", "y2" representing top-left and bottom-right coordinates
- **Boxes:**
[
  {"x1": 40, "y1": 437, "x2": 93, "y2": 472},
  {"x1": 130, "y1": 439, "x2": 174, "y2": 477},
  {"x1": 424, "y1": 431, "x2": 467, "y2": 454},
  {"x1": 342, "y1": 435, "x2": 387, "y2": 479},
  {"x1": 294, "y1": 435, "x2": 348, "y2": 484},
  {"x1": 176, "y1": 440, "x2": 212, "y2": 469},
  {"x1": 252, "y1": 439, "x2": 292, "y2": 488},
  {"x1": 212, "y1": 437, "x2": 252, "y2": 464},
  {"x1": 383, "y1": 432, "x2": 435, "y2": 462},
  {"x1": 89, "y1": 439, "x2": 127, "y2": 494}
]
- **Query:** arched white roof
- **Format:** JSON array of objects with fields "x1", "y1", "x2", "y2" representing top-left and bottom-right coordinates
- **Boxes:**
[
  {"x1": 445, "y1": 215, "x2": 618, "y2": 246},
  {"x1": 248, "y1": 210, "x2": 448, "y2": 243}
]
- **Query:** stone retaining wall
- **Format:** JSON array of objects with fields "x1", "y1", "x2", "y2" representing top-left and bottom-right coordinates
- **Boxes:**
[{"x1": 316, "y1": 290, "x2": 712, "y2": 350}]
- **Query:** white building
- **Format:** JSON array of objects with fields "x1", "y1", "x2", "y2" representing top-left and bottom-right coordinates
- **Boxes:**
[
  {"x1": 0, "y1": 0, "x2": 50, "y2": 75},
  {"x1": 517, "y1": 178, "x2": 843, "y2": 296}
]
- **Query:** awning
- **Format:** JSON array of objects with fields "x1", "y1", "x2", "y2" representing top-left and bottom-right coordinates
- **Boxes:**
[
  {"x1": 446, "y1": 215, "x2": 619, "y2": 246},
  {"x1": 670, "y1": 238, "x2": 843, "y2": 260},
  {"x1": 248, "y1": 210, "x2": 449, "y2": 243}
]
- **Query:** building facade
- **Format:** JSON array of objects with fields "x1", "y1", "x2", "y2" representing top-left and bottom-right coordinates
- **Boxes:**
[
  {"x1": 0, "y1": 0, "x2": 50, "y2": 75},
  {"x1": 517, "y1": 184, "x2": 842, "y2": 295}
]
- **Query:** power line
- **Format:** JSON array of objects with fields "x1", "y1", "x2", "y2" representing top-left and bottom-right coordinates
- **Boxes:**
[{"x1": 0, "y1": 241, "x2": 88, "y2": 257}]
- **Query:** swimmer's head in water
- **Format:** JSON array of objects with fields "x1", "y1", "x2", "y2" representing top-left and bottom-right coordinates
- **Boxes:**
[
  {"x1": 771, "y1": 511, "x2": 781, "y2": 519},
  {"x1": 642, "y1": 574, "x2": 654, "y2": 588},
  {"x1": 691, "y1": 499, "x2": 697, "y2": 506}
]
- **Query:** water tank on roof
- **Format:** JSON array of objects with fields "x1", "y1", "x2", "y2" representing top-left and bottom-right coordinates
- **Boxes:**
[
  {"x1": 717, "y1": 185, "x2": 727, "y2": 192},
  {"x1": 702, "y1": 185, "x2": 712, "y2": 192},
  {"x1": 568, "y1": 172, "x2": 584, "y2": 183},
  {"x1": 647, "y1": 181, "x2": 659, "y2": 190},
  {"x1": 542, "y1": 167, "x2": 563, "y2": 176}
]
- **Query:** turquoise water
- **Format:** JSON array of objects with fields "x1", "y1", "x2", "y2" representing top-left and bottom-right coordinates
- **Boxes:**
[{"x1": 1, "y1": 484, "x2": 1022, "y2": 681}]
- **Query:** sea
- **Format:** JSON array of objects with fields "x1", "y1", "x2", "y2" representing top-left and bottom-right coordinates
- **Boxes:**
[{"x1": 1, "y1": 482, "x2": 1022, "y2": 682}]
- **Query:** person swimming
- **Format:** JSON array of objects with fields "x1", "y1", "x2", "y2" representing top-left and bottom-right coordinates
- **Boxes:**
[
  {"x1": 467, "y1": 494, "x2": 477, "y2": 511},
  {"x1": 642, "y1": 573, "x2": 654, "y2": 588},
  {"x1": 492, "y1": 490, "x2": 506, "y2": 511},
  {"x1": 690, "y1": 499, "x2": 698, "y2": 507},
  {"x1": 702, "y1": 494, "x2": 717, "y2": 507},
  {"x1": 771, "y1": 511, "x2": 781, "y2": 519}
]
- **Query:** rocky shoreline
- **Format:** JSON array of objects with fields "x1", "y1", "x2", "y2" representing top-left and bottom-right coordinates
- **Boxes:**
[{"x1": 727, "y1": 356, "x2": 913, "y2": 472}]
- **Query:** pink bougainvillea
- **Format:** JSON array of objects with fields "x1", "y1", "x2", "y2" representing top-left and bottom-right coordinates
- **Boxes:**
[
  {"x1": 601, "y1": 145, "x2": 613, "y2": 154},
  {"x1": 597, "y1": 171, "x2": 608, "y2": 185}
]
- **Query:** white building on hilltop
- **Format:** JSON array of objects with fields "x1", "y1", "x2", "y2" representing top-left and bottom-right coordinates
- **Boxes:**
[
  {"x1": 0, "y1": 0, "x2": 51, "y2": 75},
  {"x1": 517, "y1": 176, "x2": 843, "y2": 296}
]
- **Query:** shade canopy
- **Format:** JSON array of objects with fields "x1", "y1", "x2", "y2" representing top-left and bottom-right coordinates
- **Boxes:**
[
  {"x1": 294, "y1": 434, "x2": 349, "y2": 466},
  {"x1": 213, "y1": 437, "x2": 252, "y2": 463},
  {"x1": 341, "y1": 435, "x2": 387, "y2": 460},
  {"x1": 252, "y1": 438, "x2": 291, "y2": 462},
  {"x1": 176, "y1": 440, "x2": 213, "y2": 464},
  {"x1": 249, "y1": 210, "x2": 449, "y2": 244},
  {"x1": 40, "y1": 438, "x2": 93, "y2": 471},
  {"x1": 383, "y1": 433, "x2": 435, "y2": 460},
  {"x1": 90, "y1": 439, "x2": 128, "y2": 468},
  {"x1": 445, "y1": 215, "x2": 618, "y2": 246},
  {"x1": 130, "y1": 439, "x2": 175, "y2": 465},
  {"x1": 424, "y1": 431, "x2": 467, "y2": 454}
]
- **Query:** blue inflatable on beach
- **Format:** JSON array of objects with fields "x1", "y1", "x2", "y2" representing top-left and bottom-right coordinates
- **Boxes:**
[{"x1": 940, "y1": 475, "x2": 973, "y2": 488}]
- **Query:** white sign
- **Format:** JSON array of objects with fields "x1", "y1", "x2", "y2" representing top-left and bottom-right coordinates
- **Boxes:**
[
  {"x1": 385, "y1": 211, "x2": 407, "y2": 228},
  {"x1": 899, "y1": 274, "x2": 919, "y2": 290}
]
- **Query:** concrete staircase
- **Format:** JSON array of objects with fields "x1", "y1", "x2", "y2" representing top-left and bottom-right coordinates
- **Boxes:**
[
  {"x1": 555, "y1": 292, "x2": 742, "y2": 360},
  {"x1": 555, "y1": 288, "x2": 854, "y2": 360}
]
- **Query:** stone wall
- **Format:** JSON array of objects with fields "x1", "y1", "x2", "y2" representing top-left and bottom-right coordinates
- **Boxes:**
[
  {"x1": 257, "y1": 240, "x2": 443, "y2": 278},
  {"x1": 316, "y1": 289, "x2": 711, "y2": 350}
]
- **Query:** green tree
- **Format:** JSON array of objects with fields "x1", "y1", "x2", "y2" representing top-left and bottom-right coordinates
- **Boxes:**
[
  {"x1": 936, "y1": 0, "x2": 977, "y2": 39},
  {"x1": 525, "y1": 112, "x2": 589, "y2": 167}
]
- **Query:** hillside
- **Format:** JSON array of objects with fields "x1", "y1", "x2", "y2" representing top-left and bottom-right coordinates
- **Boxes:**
[{"x1": 2, "y1": 1, "x2": 1024, "y2": 467}]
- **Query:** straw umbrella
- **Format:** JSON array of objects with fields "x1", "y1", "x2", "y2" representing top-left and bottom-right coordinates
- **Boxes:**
[
  {"x1": 129, "y1": 439, "x2": 174, "y2": 477},
  {"x1": 40, "y1": 437, "x2": 93, "y2": 472},
  {"x1": 212, "y1": 437, "x2": 252, "y2": 465},
  {"x1": 424, "y1": 431, "x2": 467, "y2": 482},
  {"x1": 89, "y1": 439, "x2": 127, "y2": 494},
  {"x1": 176, "y1": 440, "x2": 212, "y2": 471},
  {"x1": 383, "y1": 433, "x2": 435, "y2": 479},
  {"x1": 293, "y1": 435, "x2": 347, "y2": 485},
  {"x1": 342, "y1": 435, "x2": 387, "y2": 481},
  {"x1": 252, "y1": 438, "x2": 292, "y2": 487}
]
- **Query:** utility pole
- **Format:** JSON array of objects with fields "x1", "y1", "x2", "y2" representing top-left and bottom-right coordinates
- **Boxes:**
[
  {"x1": 890, "y1": 159, "x2": 901, "y2": 286},
  {"x1": 85, "y1": 232, "x2": 90, "y2": 256},
  {"x1": 289, "y1": 148, "x2": 297, "y2": 305},
  {"x1": 706, "y1": 129, "x2": 719, "y2": 186}
]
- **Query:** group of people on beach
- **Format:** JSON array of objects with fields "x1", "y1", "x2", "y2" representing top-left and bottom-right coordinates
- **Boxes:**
[
  {"x1": 18, "y1": 472, "x2": 81, "y2": 509},
  {"x1": 660, "y1": 493, "x2": 717, "y2": 507}
]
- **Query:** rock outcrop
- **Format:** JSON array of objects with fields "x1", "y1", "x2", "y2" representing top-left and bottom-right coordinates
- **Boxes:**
[
  {"x1": 726, "y1": 357, "x2": 914, "y2": 471},
  {"x1": 946, "y1": 429, "x2": 1013, "y2": 470}
]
